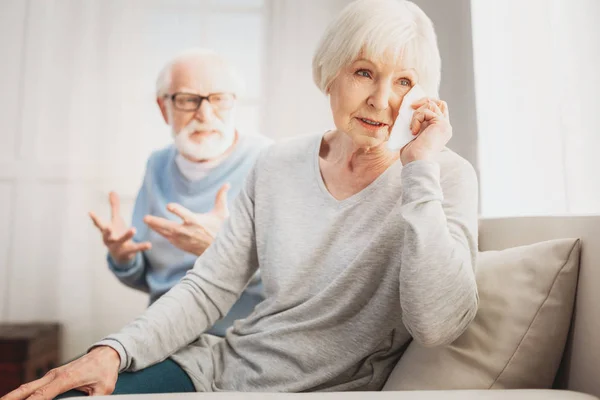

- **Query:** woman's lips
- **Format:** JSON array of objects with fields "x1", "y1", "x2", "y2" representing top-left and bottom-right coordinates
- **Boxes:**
[{"x1": 356, "y1": 117, "x2": 387, "y2": 131}]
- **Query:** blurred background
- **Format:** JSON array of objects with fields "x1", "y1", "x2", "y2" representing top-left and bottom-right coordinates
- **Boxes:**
[{"x1": 0, "y1": 0, "x2": 598, "y2": 361}]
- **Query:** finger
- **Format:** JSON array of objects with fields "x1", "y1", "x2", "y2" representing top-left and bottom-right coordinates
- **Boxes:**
[
  {"x1": 88, "y1": 212, "x2": 107, "y2": 232},
  {"x1": 1, "y1": 370, "x2": 57, "y2": 400},
  {"x1": 121, "y1": 242, "x2": 152, "y2": 257},
  {"x1": 429, "y1": 102, "x2": 445, "y2": 124},
  {"x1": 213, "y1": 183, "x2": 231, "y2": 217},
  {"x1": 414, "y1": 99, "x2": 447, "y2": 120},
  {"x1": 26, "y1": 370, "x2": 79, "y2": 400},
  {"x1": 109, "y1": 192, "x2": 121, "y2": 222},
  {"x1": 107, "y1": 228, "x2": 135, "y2": 246},
  {"x1": 26, "y1": 381, "x2": 68, "y2": 400},
  {"x1": 143, "y1": 215, "x2": 179, "y2": 236},
  {"x1": 101, "y1": 225, "x2": 114, "y2": 242},
  {"x1": 146, "y1": 225, "x2": 171, "y2": 238},
  {"x1": 411, "y1": 109, "x2": 440, "y2": 134},
  {"x1": 144, "y1": 224, "x2": 172, "y2": 238},
  {"x1": 416, "y1": 99, "x2": 443, "y2": 115},
  {"x1": 439, "y1": 100, "x2": 450, "y2": 119},
  {"x1": 411, "y1": 108, "x2": 439, "y2": 134},
  {"x1": 411, "y1": 97, "x2": 435, "y2": 109},
  {"x1": 429, "y1": 99, "x2": 443, "y2": 115},
  {"x1": 166, "y1": 203, "x2": 196, "y2": 223}
]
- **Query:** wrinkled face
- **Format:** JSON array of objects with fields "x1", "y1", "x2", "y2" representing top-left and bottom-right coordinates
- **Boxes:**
[
  {"x1": 328, "y1": 55, "x2": 418, "y2": 148},
  {"x1": 158, "y1": 58, "x2": 238, "y2": 161}
]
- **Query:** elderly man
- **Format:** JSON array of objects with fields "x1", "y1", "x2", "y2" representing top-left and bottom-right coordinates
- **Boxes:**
[{"x1": 88, "y1": 49, "x2": 272, "y2": 336}]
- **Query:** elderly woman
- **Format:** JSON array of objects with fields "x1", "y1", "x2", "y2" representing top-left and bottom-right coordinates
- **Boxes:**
[{"x1": 4, "y1": 0, "x2": 478, "y2": 398}]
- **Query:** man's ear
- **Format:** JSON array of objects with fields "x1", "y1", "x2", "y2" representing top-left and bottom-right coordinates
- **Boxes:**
[{"x1": 157, "y1": 97, "x2": 170, "y2": 124}]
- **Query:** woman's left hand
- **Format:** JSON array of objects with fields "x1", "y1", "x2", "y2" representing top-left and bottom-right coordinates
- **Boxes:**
[{"x1": 400, "y1": 98, "x2": 452, "y2": 165}]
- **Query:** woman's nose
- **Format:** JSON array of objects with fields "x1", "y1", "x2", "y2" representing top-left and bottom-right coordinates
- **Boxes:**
[{"x1": 367, "y1": 83, "x2": 393, "y2": 111}]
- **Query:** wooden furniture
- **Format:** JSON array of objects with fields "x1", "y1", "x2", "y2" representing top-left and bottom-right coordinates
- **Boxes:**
[{"x1": 0, "y1": 323, "x2": 61, "y2": 396}]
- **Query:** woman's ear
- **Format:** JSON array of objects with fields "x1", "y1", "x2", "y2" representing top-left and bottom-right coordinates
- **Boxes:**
[
  {"x1": 325, "y1": 77, "x2": 336, "y2": 95},
  {"x1": 325, "y1": 70, "x2": 343, "y2": 95}
]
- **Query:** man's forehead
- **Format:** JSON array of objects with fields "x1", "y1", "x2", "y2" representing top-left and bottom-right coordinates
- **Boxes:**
[{"x1": 169, "y1": 59, "x2": 238, "y2": 94}]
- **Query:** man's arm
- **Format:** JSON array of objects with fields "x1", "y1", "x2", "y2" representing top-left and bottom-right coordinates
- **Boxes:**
[{"x1": 96, "y1": 162, "x2": 262, "y2": 372}]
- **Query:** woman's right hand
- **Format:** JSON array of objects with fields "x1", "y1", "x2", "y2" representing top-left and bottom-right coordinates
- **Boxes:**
[
  {"x1": 1, "y1": 346, "x2": 121, "y2": 400},
  {"x1": 89, "y1": 191, "x2": 151, "y2": 264}
]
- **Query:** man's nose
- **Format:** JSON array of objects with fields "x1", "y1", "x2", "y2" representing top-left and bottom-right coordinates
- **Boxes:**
[{"x1": 194, "y1": 98, "x2": 214, "y2": 121}]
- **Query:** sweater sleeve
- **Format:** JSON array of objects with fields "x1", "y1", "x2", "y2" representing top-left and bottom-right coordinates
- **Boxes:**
[
  {"x1": 398, "y1": 155, "x2": 479, "y2": 348},
  {"x1": 94, "y1": 161, "x2": 261, "y2": 372},
  {"x1": 105, "y1": 158, "x2": 154, "y2": 293},
  {"x1": 107, "y1": 252, "x2": 149, "y2": 293}
]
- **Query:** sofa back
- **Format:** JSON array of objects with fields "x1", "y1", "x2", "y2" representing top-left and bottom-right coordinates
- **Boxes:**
[{"x1": 479, "y1": 216, "x2": 600, "y2": 398}]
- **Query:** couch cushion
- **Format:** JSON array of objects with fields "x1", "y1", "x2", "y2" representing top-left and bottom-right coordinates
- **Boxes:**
[{"x1": 384, "y1": 238, "x2": 581, "y2": 390}]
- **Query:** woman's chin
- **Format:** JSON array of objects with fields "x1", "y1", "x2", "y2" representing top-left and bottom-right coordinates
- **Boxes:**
[{"x1": 349, "y1": 130, "x2": 387, "y2": 148}]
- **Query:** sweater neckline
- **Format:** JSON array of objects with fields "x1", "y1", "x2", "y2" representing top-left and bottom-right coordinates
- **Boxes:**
[{"x1": 311, "y1": 132, "x2": 399, "y2": 209}]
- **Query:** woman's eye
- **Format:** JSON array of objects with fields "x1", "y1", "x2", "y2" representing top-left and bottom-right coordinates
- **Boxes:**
[
  {"x1": 398, "y1": 78, "x2": 411, "y2": 86},
  {"x1": 356, "y1": 69, "x2": 372, "y2": 78}
]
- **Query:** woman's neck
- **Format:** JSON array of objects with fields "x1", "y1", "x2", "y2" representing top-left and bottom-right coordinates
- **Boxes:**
[{"x1": 320, "y1": 130, "x2": 399, "y2": 175}]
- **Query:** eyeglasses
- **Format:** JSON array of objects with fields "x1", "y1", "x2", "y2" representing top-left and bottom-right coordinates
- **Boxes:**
[{"x1": 164, "y1": 92, "x2": 236, "y2": 112}]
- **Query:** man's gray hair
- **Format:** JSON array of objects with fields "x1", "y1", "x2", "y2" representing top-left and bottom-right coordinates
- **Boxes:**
[
  {"x1": 155, "y1": 48, "x2": 245, "y2": 97},
  {"x1": 312, "y1": 0, "x2": 441, "y2": 97}
]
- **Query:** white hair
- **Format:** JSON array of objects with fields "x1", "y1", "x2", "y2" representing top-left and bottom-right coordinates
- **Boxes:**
[
  {"x1": 155, "y1": 48, "x2": 245, "y2": 97},
  {"x1": 312, "y1": 0, "x2": 441, "y2": 97}
]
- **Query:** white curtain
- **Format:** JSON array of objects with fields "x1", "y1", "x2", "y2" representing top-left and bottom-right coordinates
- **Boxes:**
[
  {"x1": 0, "y1": 0, "x2": 154, "y2": 362},
  {"x1": 471, "y1": 0, "x2": 600, "y2": 217}
]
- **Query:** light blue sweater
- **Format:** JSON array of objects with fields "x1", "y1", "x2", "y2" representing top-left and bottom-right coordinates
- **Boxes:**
[{"x1": 107, "y1": 133, "x2": 272, "y2": 336}]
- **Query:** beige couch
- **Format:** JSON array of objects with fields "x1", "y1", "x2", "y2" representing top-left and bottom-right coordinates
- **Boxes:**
[{"x1": 88, "y1": 216, "x2": 600, "y2": 400}]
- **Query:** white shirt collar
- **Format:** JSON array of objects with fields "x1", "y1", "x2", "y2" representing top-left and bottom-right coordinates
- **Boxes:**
[{"x1": 174, "y1": 153, "x2": 224, "y2": 181}]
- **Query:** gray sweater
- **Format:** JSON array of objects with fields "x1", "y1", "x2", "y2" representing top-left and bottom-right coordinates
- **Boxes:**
[{"x1": 96, "y1": 132, "x2": 479, "y2": 392}]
